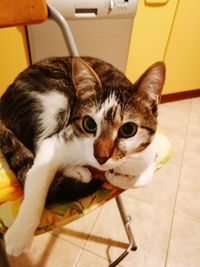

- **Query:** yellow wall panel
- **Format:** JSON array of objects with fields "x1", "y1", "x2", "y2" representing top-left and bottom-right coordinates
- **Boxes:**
[
  {"x1": 0, "y1": 27, "x2": 29, "y2": 95},
  {"x1": 126, "y1": 0, "x2": 178, "y2": 88},
  {"x1": 163, "y1": 0, "x2": 200, "y2": 93}
]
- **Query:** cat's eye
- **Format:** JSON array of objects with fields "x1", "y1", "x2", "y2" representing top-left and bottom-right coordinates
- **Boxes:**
[
  {"x1": 119, "y1": 122, "x2": 137, "y2": 138},
  {"x1": 82, "y1": 116, "x2": 97, "y2": 134}
]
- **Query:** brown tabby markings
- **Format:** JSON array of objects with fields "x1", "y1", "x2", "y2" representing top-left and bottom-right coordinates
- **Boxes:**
[
  {"x1": 93, "y1": 98, "x2": 125, "y2": 163},
  {"x1": 0, "y1": 120, "x2": 33, "y2": 184}
]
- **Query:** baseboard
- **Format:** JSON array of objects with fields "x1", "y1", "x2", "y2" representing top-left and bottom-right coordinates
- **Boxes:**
[{"x1": 161, "y1": 89, "x2": 200, "y2": 103}]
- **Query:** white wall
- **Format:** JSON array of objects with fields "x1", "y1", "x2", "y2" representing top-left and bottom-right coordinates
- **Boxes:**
[{"x1": 28, "y1": 18, "x2": 134, "y2": 71}]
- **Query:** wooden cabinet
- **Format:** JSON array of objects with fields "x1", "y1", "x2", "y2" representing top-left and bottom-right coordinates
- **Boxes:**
[
  {"x1": 126, "y1": 0, "x2": 200, "y2": 95},
  {"x1": 0, "y1": 27, "x2": 29, "y2": 95}
]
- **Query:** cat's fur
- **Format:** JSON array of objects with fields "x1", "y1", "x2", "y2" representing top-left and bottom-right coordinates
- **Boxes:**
[
  {"x1": 0, "y1": 56, "x2": 165, "y2": 256},
  {"x1": 0, "y1": 120, "x2": 104, "y2": 203}
]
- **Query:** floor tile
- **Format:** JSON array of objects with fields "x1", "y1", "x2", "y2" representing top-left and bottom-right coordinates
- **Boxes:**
[
  {"x1": 156, "y1": 129, "x2": 184, "y2": 165},
  {"x1": 191, "y1": 96, "x2": 200, "y2": 105},
  {"x1": 158, "y1": 99, "x2": 191, "y2": 135},
  {"x1": 8, "y1": 232, "x2": 82, "y2": 267},
  {"x1": 76, "y1": 249, "x2": 109, "y2": 267},
  {"x1": 165, "y1": 213, "x2": 200, "y2": 267},
  {"x1": 183, "y1": 123, "x2": 200, "y2": 170},
  {"x1": 52, "y1": 208, "x2": 101, "y2": 248},
  {"x1": 125, "y1": 162, "x2": 181, "y2": 212},
  {"x1": 162, "y1": 128, "x2": 186, "y2": 165},
  {"x1": 85, "y1": 195, "x2": 172, "y2": 267},
  {"x1": 189, "y1": 98, "x2": 200, "y2": 125},
  {"x1": 158, "y1": 100, "x2": 191, "y2": 165},
  {"x1": 176, "y1": 166, "x2": 200, "y2": 221},
  {"x1": 185, "y1": 122, "x2": 200, "y2": 149}
]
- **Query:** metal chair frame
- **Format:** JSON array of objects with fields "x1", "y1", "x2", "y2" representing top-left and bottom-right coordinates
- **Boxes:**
[{"x1": 0, "y1": 4, "x2": 137, "y2": 266}]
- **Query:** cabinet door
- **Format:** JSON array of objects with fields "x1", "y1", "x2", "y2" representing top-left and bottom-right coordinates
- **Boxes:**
[
  {"x1": 0, "y1": 27, "x2": 29, "y2": 95},
  {"x1": 126, "y1": 0, "x2": 178, "y2": 87},
  {"x1": 163, "y1": 0, "x2": 200, "y2": 94}
]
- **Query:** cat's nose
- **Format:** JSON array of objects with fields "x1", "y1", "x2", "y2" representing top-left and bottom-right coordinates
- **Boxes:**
[
  {"x1": 94, "y1": 136, "x2": 113, "y2": 165},
  {"x1": 95, "y1": 156, "x2": 109, "y2": 165}
]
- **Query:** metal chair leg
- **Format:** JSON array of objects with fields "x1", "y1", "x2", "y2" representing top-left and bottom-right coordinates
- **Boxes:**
[
  {"x1": 0, "y1": 235, "x2": 10, "y2": 267},
  {"x1": 109, "y1": 195, "x2": 137, "y2": 267}
]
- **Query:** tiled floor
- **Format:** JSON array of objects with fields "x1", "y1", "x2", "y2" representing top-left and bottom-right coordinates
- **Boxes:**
[{"x1": 8, "y1": 97, "x2": 200, "y2": 267}]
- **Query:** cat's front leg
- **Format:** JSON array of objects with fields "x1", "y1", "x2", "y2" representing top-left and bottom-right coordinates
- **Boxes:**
[
  {"x1": 5, "y1": 137, "x2": 58, "y2": 256},
  {"x1": 105, "y1": 161, "x2": 156, "y2": 189},
  {"x1": 105, "y1": 170, "x2": 138, "y2": 189}
]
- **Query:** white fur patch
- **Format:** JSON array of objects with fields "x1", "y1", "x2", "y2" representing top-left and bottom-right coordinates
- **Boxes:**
[
  {"x1": 93, "y1": 93, "x2": 119, "y2": 137},
  {"x1": 105, "y1": 132, "x2": 158, "y2": 188},
  {"x1": 115, "y1": 131, "x2": 158, "y2": 176},
  {"x1": 35, "y1": 91, "x2": 68, "y2": 147}
]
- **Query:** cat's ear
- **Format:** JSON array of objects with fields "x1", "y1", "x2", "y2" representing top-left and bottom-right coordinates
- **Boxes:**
[
  {"x1": 134, "y1": 62, "x2": 165, "y2": 104},
  {"x1": 72, "y1": 57, "x2": 102, "y2": 100}
]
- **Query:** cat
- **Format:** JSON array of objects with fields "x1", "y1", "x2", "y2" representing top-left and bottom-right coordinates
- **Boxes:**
[{"x1": 0, "y1": 56, "x2": 165, "y2": 256}]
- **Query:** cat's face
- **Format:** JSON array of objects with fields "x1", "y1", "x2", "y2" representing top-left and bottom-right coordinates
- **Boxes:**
[{"x1": 71, "y1": 58, "x2": 165, "y2": 171}]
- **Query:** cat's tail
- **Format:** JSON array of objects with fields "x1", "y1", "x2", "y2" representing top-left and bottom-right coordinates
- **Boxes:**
[{"x1": 0, "y1": 120, "x2": 34, "y2": 184}]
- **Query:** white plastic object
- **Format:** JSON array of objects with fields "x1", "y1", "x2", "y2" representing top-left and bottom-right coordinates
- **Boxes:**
[{"x1": 47, "y1": 0, "x2": 138, "y2": 19}]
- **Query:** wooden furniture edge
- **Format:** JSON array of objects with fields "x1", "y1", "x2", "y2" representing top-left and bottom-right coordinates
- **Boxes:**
[{"x1": 0, "y1": 0, "x2": 48, "y2": 28}]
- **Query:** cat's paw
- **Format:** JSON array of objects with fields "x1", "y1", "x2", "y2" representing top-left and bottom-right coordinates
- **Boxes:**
[
  {"x1": 63, "y1": 166, "x2": 92, "y2": 183},
  {"x1": 73, "y1": 167, "x2": 92, "y2": 183},
  {"x1": 105, "y1": 170, "x2": 137, "y2": 189},
  {"x1": 5, "y1": 225, "x2": 33, "y2": 256},
  {"x1": 105, "y1": 170, "x2": 125, "y2": 188}
]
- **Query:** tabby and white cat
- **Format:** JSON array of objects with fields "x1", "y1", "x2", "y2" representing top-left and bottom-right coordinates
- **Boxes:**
[{"x1": 0, "y1": 56, "x2": 165, "y2": 256}]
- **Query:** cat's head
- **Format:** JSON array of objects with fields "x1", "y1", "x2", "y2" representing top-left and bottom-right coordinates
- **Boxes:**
[{"x1": 71, "y1": 57, "x2": 165, "y2": 170}]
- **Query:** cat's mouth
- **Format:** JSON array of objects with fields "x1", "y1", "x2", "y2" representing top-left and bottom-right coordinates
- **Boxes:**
[
  {"x1": 86, "y1": 160, "x2": 113, "y2": 172},
  {"x1": 93, "y1": 158, "x2": 117, "y2": 172}
]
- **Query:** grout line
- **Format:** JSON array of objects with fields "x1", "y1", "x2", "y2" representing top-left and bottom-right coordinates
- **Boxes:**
[
  {"x1": 77, "y1": 246, "x2": 111, "y2": 262},
  {"x1": 82, "y1": 206, "x2": 103, "y2": 249},
  {"x1": 164, "y1": 99, "x2": 193, "y2": 267},
  {"x1": 74, "y1": 206, "x2": 104, "y2": 267},
  {"x1": 175, "y1": 210, "x2": 200, "y2": 225},
  {"x1": 73, "y1": 248, "x2": 83, "y2": 267}
]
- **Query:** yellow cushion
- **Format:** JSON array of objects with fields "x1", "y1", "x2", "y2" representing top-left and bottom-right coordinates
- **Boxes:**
[{"x1": 0, "y1": 132, "x2": 172, "y2": 235}]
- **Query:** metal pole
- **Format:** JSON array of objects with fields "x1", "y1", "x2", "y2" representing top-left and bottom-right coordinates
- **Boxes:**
[
  {"x1": 109, "y1": 195, "x2": 137, "y2": 267},
  {"x1": 48, "y1": 3, "x2": 79, "y2": 57}
]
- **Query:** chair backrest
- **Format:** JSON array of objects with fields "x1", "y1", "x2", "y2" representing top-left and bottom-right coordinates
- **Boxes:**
[{"x1": 0, "y1": 0, "x2": 47, "y2": 28}]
